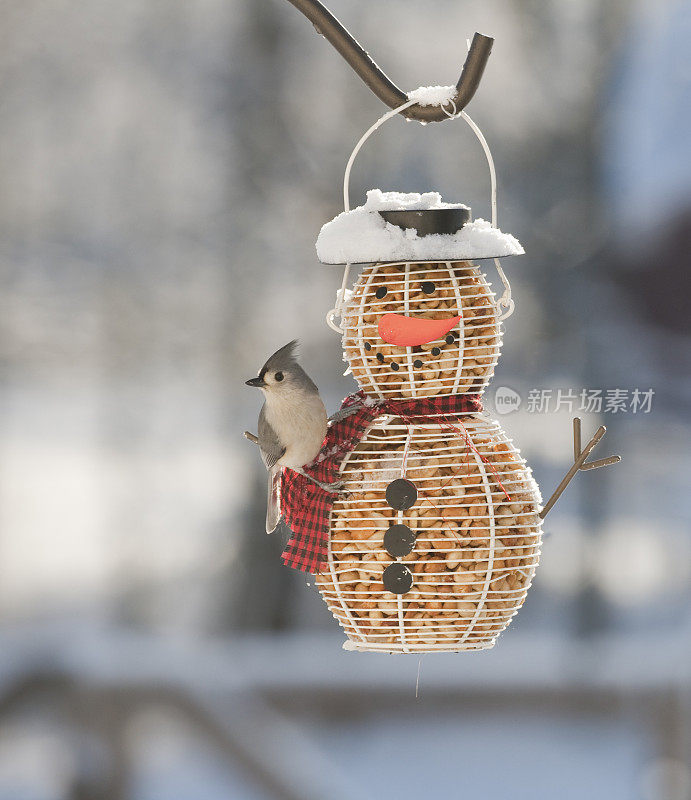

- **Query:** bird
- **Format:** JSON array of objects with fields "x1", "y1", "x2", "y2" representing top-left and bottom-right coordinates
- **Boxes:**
[{"x1": 245, "y1": 340, "x2": 341, "y2": 533}]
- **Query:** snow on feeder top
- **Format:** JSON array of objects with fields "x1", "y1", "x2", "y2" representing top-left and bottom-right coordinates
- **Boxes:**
[{"x1": 316, "y1": 190, "x2": 524, "y2": 265}]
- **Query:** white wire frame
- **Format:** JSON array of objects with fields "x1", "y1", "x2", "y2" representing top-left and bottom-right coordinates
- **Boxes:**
[
  {"x1": 342, "y1": 261, "x2": 500, "y2": 399},
  {"x1": 315, "y1": 415, "x2": 543, "y2": 653}
]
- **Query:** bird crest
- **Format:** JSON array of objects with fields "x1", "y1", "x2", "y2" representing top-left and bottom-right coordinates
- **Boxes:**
[{"x1": 260, "y1": 339, "x2": 299, "y2": 377}]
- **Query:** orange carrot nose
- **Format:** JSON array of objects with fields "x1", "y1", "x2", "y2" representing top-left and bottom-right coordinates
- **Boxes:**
[{"x1": 378, "y1": 313, "x2": 461, "y2": 347}]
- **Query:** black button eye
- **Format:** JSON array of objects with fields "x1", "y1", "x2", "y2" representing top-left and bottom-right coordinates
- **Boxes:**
[
  {"x1": 421, "y1": 281, "x2": 436, "y2": 295},
  {"x1": 390, "y1": 361, "x2": 400, "y2": 371},
  {"x1": 445, "y1": 333, "x2": 456, "y2": 344},
  {"x1": 364, "y1": 342, "x2": 372, "y2": 351},
  {"x1": 375, "y1": 286, "x2": 388, "y2": 299},
  {"x1": 413, "y1": 359, "x2": 423, "y2": 368},
  {"x1": 376, "y1": 352, "x2": 385, "y2": 363},
  {"x1": 275, "y1": 372, "x2": 284, "y2": 382},
  {"x1": 431, "y1": 347, "x2": 441, "y2": 356}
]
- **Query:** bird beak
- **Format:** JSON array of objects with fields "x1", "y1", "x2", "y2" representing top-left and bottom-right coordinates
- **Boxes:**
[{"x1": 245, "y1": 376, "x2": 265, "y2": 388}]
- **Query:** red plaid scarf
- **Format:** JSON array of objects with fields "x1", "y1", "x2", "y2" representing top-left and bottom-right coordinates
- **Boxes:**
[{"x1": 280, "y1": 391, "x2": 482, "y2": 574}]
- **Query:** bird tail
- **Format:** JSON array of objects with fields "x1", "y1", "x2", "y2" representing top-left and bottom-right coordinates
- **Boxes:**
[{"x1": 266, "y1": 466, "x2": 282, "y2": 534}]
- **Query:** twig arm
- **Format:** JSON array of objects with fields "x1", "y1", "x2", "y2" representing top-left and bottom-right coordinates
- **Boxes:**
[
  {"x1": 539, "y1": 426, "x2": 606, "y2": 519},
  {"x1": 540, "y1": 418, "x2": 621, "y2": 520},
  {"x1": 244, "y1": 431, "x2": 259, "y2": 445},
  {"x1": 581, "y1": 454, "x2": 621, "y2": 470},
  {"x1": 284, "y1": 0, "x2": 493, "y2": 122},
  {"x1": 573, "y1": 416, "x2": 622, "y2": 470}
]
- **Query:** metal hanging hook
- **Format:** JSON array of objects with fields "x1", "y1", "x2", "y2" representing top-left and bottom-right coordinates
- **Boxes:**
[{"x1": 284, "y1": 0, "x2": 493, "y2": 123}]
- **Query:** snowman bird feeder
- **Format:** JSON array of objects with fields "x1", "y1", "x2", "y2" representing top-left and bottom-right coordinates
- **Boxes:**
[{"x1": 257, "y1": 0, "x2": 621, "y2": 653}]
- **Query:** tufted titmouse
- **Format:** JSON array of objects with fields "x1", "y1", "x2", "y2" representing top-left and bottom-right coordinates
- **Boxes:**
[{"x1": 245, "y1": 340, "x2": 342, "y2": 533}]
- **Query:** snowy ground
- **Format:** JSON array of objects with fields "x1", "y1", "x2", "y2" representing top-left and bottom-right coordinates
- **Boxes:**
[{"x1": 0, "y1": 627, "x2": 689, "y2": 800}]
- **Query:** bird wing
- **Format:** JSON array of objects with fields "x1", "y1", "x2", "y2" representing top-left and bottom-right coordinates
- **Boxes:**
[
  {"x1": 266, "y1": 465, "x2": 282, "y2": 534},
  {"x1": 258, "y1": 406, "x2": 286, "y2": 470}
]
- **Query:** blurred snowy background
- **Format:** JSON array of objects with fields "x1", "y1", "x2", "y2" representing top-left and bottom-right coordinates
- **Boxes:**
[{"x1": 0, "y1": 0, "x2": 690, "y2": 798}]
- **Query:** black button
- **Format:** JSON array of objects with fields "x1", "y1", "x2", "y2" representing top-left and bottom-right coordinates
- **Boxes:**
[
  {"x1": 431, "y1": 347, "x2": 441, "y2": 356},
  {"x1": 376, "y1": 352, "x2": 385, "y2": 363},
  {"x1": 384, "y1": 525, "x2": 417, "y2": 557},
  {"x1": 390, "y1": 361, "x2": 400, "y2": 371},
  {"x1": 445, "y1": 333, "x2": 455, "y2": 344},
  {"x1": 385, "y1": 478, "x2": 417, "y2": 510},
  {"x1": 421, "y1": 281, "x2": 436, "y2": 295},
  {"x1": 375, "y1": 286, "x2": 388, "y2": 299},
  {"x1": 413, "y1": 359, "x2": 423, "y2": 369},
  {"x1": 364, "y1": 342, "x2": 372, "y2": 351},
  {"x1": 383, "y1": 563, "x2": 413, "y2": 595}
]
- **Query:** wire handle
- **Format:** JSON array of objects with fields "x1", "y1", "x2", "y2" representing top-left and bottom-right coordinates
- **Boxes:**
[
  {"x1": 326, "y1": 97, "x2": 417, "y2": 332},
  {"x1": 452, "y1": 108, "x2": 514, "y2": 321},
  {"x1": 326, "y1": 98, "x2": 515, "y2": 331}
]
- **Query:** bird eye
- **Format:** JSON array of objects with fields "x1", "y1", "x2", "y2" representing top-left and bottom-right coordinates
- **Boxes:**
[
  {"x1": 375, "y1": 286, "x2": 388, "y2": 299},
  {"x1": 421, "y1": 281, "x2": 436, "y2": 295},
  {"x1": 275, "y1": 372, "x2": 284, "y2": 382}
]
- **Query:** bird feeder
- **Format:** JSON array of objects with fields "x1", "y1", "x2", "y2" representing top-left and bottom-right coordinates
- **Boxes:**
[
  {"x1": 272, "y1": 0, "x2": 620, "y2": 653},
  {"x1": 318, "y1": 417, "x2": 542, "y2": 652}
]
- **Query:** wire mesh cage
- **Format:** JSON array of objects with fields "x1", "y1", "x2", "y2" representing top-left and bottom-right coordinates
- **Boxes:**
[
  {"x1": 342, "y1": 260, "x2": 501, "y2": 399},
  {"x1": 315, "y1": 415, "x2": 543, "y2": 653}
]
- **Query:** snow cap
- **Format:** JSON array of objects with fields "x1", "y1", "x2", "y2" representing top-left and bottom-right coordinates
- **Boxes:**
[{"x1": 316, "y1": 190, "x2": 524, "y2": 264}]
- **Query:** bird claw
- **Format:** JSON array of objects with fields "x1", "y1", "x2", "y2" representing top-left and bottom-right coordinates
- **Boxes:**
[
  {"x1": 294, "y1": 468, "x2": 346, "y2": 494},
  {"x1": 321, "y1": 480, "x2": 345, "y2": 494},
  {"x1": 309, "y1": 479, "x2": 345, "y2": 494}
]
